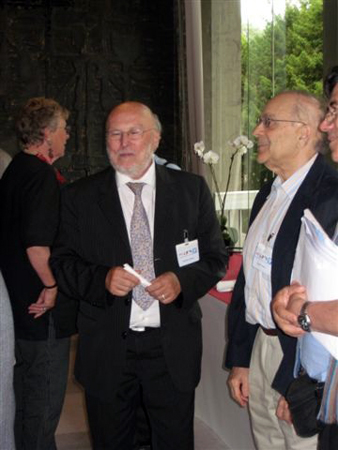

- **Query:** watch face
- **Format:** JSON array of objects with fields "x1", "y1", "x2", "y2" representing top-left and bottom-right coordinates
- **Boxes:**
[{"x1": 298, "y1": 313, "x2": 311, "y2": 332}]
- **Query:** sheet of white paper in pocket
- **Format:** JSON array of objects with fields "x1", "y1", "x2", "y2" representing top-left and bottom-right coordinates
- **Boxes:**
[{"x1": 216, "y1": 280, "x2": 236, "y2": 292}]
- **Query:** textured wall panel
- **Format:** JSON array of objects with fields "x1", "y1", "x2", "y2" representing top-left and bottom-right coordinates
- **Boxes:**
[{"x1": 0, "y1": 0, "x2": 181, "y2": 179}]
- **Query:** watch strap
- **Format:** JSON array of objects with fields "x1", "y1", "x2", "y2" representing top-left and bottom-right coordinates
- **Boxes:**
[{"x1": 298, "y1": 301, "x2": 312, "y2": 332}]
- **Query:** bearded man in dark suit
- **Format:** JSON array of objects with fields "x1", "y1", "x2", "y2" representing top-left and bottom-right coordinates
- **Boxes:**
[{"x1": 51, "y1": 101, "x2": 227, "y2": 450}]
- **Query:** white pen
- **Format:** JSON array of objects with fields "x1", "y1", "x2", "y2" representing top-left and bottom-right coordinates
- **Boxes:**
[{"x1": 123, "y1": 263, "x2": 151, "y2": 287}]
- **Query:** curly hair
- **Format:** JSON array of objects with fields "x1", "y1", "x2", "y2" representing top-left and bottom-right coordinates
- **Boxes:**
[{"x1": 16, "y1": 97, "x2": 69, "y2": 149}]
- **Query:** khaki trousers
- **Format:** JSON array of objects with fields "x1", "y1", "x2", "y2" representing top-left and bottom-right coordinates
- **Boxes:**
[{"x1": 248, "y1": 328, "x2": 318, "y2": 450}]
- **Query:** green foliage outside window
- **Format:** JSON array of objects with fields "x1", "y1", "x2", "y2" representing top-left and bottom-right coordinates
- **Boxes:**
[{"x1": 241, "y1": 0, "x2": 323, "y2": 190}]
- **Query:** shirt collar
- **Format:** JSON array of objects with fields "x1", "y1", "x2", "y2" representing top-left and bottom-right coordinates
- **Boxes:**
[
  {"x1": 115, "y1": 158, "x2": 156, "y2": 189},
  {"x1": 272, "y1": 153, "x2": 318, "y2": 199}
]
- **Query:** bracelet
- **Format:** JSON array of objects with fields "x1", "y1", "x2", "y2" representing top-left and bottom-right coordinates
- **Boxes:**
[{"x1": 44, "y1": 283, "x2": 57, "y2": 289}]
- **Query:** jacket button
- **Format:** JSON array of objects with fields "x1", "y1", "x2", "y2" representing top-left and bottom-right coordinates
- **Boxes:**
[{"x1": 121, "y1": 331, "x2": 128, "y2": 339}]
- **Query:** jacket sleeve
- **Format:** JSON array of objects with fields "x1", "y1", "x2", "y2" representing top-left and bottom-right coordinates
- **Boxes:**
[
  {"x1": 50, "y1": 184, "x2": 112, "y2": 307},
  {"x1": 225, "y1": 266, "x2": 259, "y2": 368}
]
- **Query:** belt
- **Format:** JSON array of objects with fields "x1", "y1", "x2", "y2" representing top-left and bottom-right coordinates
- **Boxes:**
[
  {"x1": 261, "y1": 326, "x2": 278, "y2": 336},
  {"x1": 129, "y1": 327, "x2": 160, "y2": 335}
]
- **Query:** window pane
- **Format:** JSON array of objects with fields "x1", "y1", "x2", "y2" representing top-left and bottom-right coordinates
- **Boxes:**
[{"x1": 241, "y1": 0, "x2": 323, "y2": 191}]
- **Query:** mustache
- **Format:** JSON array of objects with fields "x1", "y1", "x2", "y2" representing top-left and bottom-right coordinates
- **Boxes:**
[{"x1": 116, "y1": 149, "x2": 135, "y2": 155}]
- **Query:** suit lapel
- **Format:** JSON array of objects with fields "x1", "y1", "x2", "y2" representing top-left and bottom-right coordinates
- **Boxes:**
[
  {"x1": 97, "y1": 169, "x2": 130, "y2": 250},
  {"x1": 273, "y1": 154, "x2": 325, "y2": 258},
  {"x1": 153, "y1": 165, "x2": 175, "y2": 258},
  {"x1": 271, "y1": 154, "x2": 326, "y2": 293}
]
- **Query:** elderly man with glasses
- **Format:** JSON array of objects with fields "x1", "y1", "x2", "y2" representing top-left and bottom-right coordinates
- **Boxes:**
[
  {"x1": 225, "y1": 90, "x2": 338, "y2": 450},
  {"x1": 51, "y1": 101, "x2": 227, "y2": 450}
]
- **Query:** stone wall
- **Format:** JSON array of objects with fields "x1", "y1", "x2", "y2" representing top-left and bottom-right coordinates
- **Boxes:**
[{"x1": 0, "y1": 0, "x2": 181, "y2": 180}]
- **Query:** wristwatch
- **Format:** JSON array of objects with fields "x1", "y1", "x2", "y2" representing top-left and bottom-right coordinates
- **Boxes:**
[{"x1": 297, "y1": 301, "x2": 312, "y2": 332}]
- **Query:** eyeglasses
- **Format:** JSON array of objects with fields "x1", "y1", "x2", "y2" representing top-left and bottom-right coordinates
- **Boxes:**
[
  {"x1": 323, "y1": 107, "x2": 338, "y2": 124},
  {"x1": 256, "y1": 116, "x2": 307, "y2": 129},
  {"x1": 106, "y1": 128, "x2": 155, "y2": 141}
]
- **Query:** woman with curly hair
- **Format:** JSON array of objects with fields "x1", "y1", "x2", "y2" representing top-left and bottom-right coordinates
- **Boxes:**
[{"x1": 0, "y1": 97, "x2": 77, "y2": 450}]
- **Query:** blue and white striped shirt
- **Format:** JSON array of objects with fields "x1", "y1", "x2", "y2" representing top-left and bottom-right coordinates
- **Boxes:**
[{"x1": 243, "y1": 154, "x2": 318, "y2": 329}]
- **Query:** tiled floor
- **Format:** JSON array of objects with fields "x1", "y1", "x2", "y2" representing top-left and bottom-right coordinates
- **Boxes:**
[{"x1": 55, "y1": 338, "x2": 230, "y2": 450}]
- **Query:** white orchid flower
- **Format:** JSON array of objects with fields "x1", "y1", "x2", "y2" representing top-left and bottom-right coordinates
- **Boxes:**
[
  {"x1": 246, "y1": 138, "x2": 254, "y2": 149},
  {"x1": 231, "y1": 135, "x2": 254, "y2": 155},
  {"x1": 233, "y1": 136, "x2": 243, "y2": 148},
  {"x1": 241, "y1": 135, "x2": 250, "y2": 146},
  {"x1": 203, "y1": 150, "x2": 219, "y2": 165},
  {"x1": 194, "y1": 141, "x2": 205, "y2": 158}
]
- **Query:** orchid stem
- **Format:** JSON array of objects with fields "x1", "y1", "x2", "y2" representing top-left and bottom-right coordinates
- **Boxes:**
[
  {"x1": 221, "y1": 148, "x2": 238, "y2": 218},
  {"x1": 209, "y1": 164, "x2": 223, "y2": 213}
]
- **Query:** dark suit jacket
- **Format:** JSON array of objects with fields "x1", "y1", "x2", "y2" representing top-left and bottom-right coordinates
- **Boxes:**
[
  {"x1": 225, "y1": 154, "x2": 338, "y2": 396},
  {"x1": 51, "y1": 164, "x2": 227, "y2": 401}
]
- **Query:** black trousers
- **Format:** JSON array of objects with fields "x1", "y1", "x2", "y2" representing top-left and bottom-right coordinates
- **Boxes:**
[
  {"x1": 14, "y1": 318, "x2": 70, "y2": 450},
  {"x1": 318, "y1": 424, "x2": 338, "y2": 450},
  {"x1": 133, "y1": 395, "x2": 151, "y2": 449},
  {"x1": 85, "y1": 328, "x2": 195, "y2": 450}
]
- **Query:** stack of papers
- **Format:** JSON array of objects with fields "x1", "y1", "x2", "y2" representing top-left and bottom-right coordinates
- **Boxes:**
[{"x1": 292, "y1": 209, "x2": 338, "y2": 358}]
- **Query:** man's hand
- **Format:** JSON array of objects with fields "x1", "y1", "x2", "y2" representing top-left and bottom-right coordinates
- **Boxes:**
[
  {"x1": 272, "y1": 283, "x2": 307, "y2": 337},
  {"x1": 276, "y1": 396, "x2": 292, "y2": 424},
  {"x1": 227, "y1": 367, "x2": 249, "y2": 407},
  {"x1": 146, "y1": 272, "x2": 181, "y2": 304},
  {"x1": 28, "y1": 287, "x2": 57, "y2": 319},
  {"x1": 105, "y1": 266, "x2": 140, "y2": 296}
]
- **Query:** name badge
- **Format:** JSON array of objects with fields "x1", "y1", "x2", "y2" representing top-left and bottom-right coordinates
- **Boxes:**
[
  {"x1": 176, "y1": 239, "x2": 200, "y2": 267},
  {"x1": 253, "y1": 242, "x2": 272, "y2": 275}
]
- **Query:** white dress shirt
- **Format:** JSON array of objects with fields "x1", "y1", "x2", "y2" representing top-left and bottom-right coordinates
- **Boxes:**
[
  {"x1": 243, "y1": 154, "x2": 317, "y2": 329},
  {"x1": 115, "y1": 160, "x2": 161, "y2": 330}
]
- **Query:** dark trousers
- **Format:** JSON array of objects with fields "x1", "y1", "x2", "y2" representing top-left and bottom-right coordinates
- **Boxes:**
[
  {"x1": 133, "y1": 395, "x2": 151, "y2": 449},
  {"x1": 318, "y1": 424, "x2": 338, "y2": 450},
  {"x1": 85, "y1": 328, "x2": 195, "y2": 450},
  {"x1": 14, "y1": 318, "x2": 70, "y2": 450}
]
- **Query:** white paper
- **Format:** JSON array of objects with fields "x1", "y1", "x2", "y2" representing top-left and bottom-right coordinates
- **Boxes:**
[
  {"x1": 216, "y1": 280, "x2": 236, "y2": 292},
  {"x1": 123, "y1": 263, "x2": 151, "y2": 287},
  {"x1": 292, "y1": 209, "x2": 338, "y2": 359}
]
